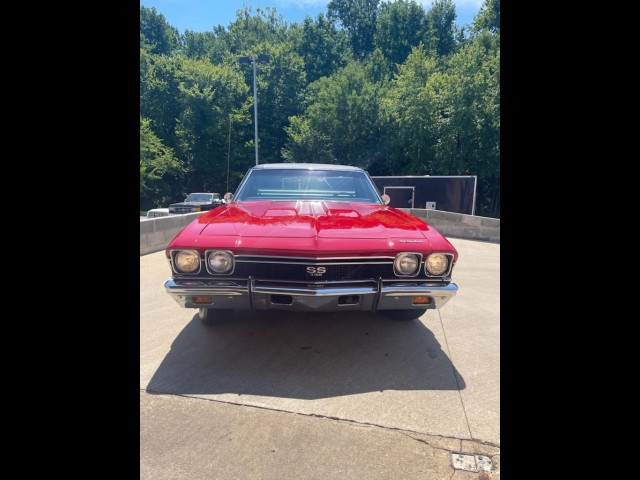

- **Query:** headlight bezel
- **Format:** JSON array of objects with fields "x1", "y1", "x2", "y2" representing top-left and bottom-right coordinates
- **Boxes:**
[
  {"x1": 425, "y1": 253, "x2": 454, "y2": 277},
  {"x1": 393, "y1": 252, "x2": 422, "y2": 277},
  {"x1": 172, "y1": 249, "x2": 201, "y2": 274},
  {"x1": 205, "y1": 250, "x2": 235, "y2": 275}
]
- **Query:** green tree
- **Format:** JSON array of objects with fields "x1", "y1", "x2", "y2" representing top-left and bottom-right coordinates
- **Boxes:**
[
  {"x1": 425, "y1": 0, "x2": 457, "y2": 57},
  {"x1": 140, "y1": 48, "x2": 182, "y2": 149},
  {"x1": 282, "y1": 115, "x2": 336, "y2": 164},
  {"x1": 328, "y1": 0, "x2": 380, "y2": 59},
  {"x1": 381, "y1": 34, "x2": 500, "y2": 215},
  {"x1": 296, "y1": 13, "x2": 352, "y2": 83},
  {"x1": 182, "y1": 30, "x2": 229, "y2": 64},
  {"x1": 431, "y1": 32, "x2": 500, "y2": 215},
  {"x1": 283, "y1": 60, "x2": 384, "y2": 167},
  {"x1": 239, "y1": 42, "x2": 308, "y2": 165},
  {"x1": 173, "y1": 57, "x2": 251, "y2": 193},
  {"x1": 381, "y1": 46, "x2": 439, "y2": 174},
  {"x1": 140, "y1": 6, "x2": 180, "y2": 56},
  {"x1": 374, "y1": 0, "x2": 428, "y2": 67},
  {"x1": 140, "y1": 116, "x2": 181, "y2": 210},
  {"x1": 474, "y1": 0, "x2": 500, "y2": 34},
  {"x1": 222, "y1": 6, "x2": 290, "y2": 54}
]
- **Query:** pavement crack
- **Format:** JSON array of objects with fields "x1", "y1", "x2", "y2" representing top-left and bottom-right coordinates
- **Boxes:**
[
  {"x1": 142, "y1": 389, "x2": 499, "y2": 448},
  {"x1": 398, "y1": 432, "x2": 454, "y2": 454}
]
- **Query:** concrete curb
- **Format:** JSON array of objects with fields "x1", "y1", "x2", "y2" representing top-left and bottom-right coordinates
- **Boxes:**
[
  {"x1": 400, "y1": 208, "x2": 500, "y2": 243},
  {"x1": 140, "y1": 212, "x2": 205, "y2": 256}
]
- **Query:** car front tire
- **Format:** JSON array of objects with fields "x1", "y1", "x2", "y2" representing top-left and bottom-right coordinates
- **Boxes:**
[
  {"x1": 198, "y1": 308, "x2": 233, "y2": 325},
  {"x1": 383, "y1": 309, "x2": 427, "y2": 321}
]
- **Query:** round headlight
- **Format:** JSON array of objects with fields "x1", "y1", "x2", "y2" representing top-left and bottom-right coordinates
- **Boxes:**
[
  {"x1": 425, "y1": 253, "x2": 449, "y2": 276},
  {"x1": 175, "y1": 250, "x2": 200, "y2": 273},
  {"x1": 394, "y1": 253, "x2": 420, "y2": 276},
  {"x1": 208, "y1": 251, "x2": 234, "y2": 273}
]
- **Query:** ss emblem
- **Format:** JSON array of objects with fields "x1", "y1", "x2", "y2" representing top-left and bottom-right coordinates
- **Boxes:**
[{"x1": 306, "y1": 266, "x2": 326, "y2": 276}]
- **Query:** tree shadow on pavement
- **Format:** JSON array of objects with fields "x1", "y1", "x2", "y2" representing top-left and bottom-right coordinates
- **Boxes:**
[{"x1": 146, "y1": 309, "x2": 465, "y2": 399}]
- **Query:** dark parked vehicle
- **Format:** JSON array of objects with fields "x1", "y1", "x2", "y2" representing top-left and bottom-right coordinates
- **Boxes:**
[{"x1": 168, "y1": 193, "x2": 223, "y2": 214}]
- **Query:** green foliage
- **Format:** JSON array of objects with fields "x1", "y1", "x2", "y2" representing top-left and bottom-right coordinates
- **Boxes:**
[
  {"x1": 296, "y1": 13, "x2": 352, "y2": 83},
  {"x1": 282, "y1": 116, "x2": 336, "y2": 164},
  {"x1": 139, "y1": 1, "x2": 500, "y2": 217},
  {"x1": 223, "y1": 6, "x2": 291, "y2": 53},
  {"x1": 380, "y1": 34, "x2": 500, "y2": 215},
  {"x1": 283, "y1": 59, "x2": 386, "y2": 168},
  {"x1": 328, "y1": 0, "x2": 380, "y2": 59},
  {"x1": 173, "y1": 57, "x2": 251, "y2": 193},
  {"x1": 425, "y1": 0, "x2": 458, "y2": 57},
  {"x1": 380, "y1": 46, "x2": 439, "y2": 174},
  {"x1": 474, "y1": 0, "x2": 500, "y2": 34},
  {"x1": 140, "y1": 116, "x2": 181, "y2": 210},
  {"x1": 140, "y1": 49, "x2": 182, "y2": 149},
  {"x1": 182, "y1": 30, "x2": 229, "y2": 63},
  {"x1": 140, "y1": 6, "x2": 180, "y2": 55},
  {"x1": 241, "y1": 42, "x2": 307, "y2": 165},
  {"x1": 374, "y1": 0, "x2": 428, "y2": 67}
]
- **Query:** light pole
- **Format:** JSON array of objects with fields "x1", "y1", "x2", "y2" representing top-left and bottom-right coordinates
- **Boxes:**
[
  {"x1": 226, "y1": 114, "x2": 232, "y2": 194},
  {"x1": 239, "y1": 54, "x2": 270, "y2": 166}
]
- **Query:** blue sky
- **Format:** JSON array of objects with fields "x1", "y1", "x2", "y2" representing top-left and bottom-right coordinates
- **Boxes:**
[{"x1": 139, "y1": 0, "x2": 485, "y2": 33}]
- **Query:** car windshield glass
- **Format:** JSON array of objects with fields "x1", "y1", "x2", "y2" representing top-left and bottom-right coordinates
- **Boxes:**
[
  {"x1": 234, "y1": 169, "x2": 382, "y2": 203},
  {"x1": 185, "y1": 194, "x2": 213, "y2": 202}
]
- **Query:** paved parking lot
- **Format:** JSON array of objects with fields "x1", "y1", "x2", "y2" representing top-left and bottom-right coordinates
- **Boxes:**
[{"x1": 140, "y1": 237, "x2": 500, "y2": 479}]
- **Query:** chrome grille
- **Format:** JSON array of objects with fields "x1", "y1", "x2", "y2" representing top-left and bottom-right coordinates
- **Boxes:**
[
  {"x1": 173, "y1": 206, "x2": 194, "y2": 214},
  {"x1": 233, "y1": 262, "x2": 396, "y2": 282},
  {"x1": 173, "y1": 256, "x2": 443, "y2": 282},
  {"x1": 231, "y1": 256, "x2": 430, "y2": 282}
]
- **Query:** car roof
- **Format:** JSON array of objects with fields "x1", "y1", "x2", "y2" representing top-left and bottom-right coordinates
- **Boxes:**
[
  {"x1": 188, "y1": 192, "x2": 218, "y2": 195},
  {"x1": 250, "y1": 163, "x2": 364, "y2": 172}
]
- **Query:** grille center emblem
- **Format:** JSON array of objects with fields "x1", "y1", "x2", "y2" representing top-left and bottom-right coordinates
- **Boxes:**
[{"x1": 306, "y1": 266, "x2": 326, "y2": 277}]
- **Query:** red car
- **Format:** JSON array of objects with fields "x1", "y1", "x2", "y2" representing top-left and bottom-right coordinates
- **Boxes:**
[{"x1": 165, "y1": 164, "x2": 458, "y2": 325}]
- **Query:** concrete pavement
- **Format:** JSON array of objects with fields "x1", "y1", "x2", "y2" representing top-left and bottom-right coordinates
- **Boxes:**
[{"x1": 140, "y1": 238, "x2": 500, "y2": 478}]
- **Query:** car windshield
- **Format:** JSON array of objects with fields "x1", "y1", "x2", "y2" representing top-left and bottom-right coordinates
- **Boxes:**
[
  {"x1": 234, "y1": 169, "x2": 382, "y2": 203},
  {"x1": 185, "y1": 194, "x2": 213, "y2": 202}
]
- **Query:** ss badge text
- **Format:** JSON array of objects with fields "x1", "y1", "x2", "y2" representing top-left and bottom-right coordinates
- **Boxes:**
[{"x1": 306, "y1": 266, "x2": 326, "y2": 276}]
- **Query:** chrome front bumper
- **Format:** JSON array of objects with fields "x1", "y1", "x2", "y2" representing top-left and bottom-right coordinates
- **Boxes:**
[{"x1": 165, "y1": 279, "x2": 458, "y2": 312}]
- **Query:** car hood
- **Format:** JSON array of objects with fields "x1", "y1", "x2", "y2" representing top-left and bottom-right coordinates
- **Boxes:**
[{"x1": 198, "y1": 201, "x2": 427, "y2": 240}]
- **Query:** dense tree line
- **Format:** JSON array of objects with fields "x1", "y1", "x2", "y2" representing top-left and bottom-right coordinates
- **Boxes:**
[{"x1": 140, "y1": 0, "x2": 500, "y2": 217}]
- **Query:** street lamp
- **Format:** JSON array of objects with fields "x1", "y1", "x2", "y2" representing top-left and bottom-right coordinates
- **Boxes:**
[{"x1": 239, "y1": 54, "x2": 270, "y2": 166}]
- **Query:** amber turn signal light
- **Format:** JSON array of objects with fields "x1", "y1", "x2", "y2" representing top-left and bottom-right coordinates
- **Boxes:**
[
  {"x1": 193, "y1": 296, "x2": 213, "y2": 304},
  {"x1": 412, "y1": 296, "x2": 431, "y2": 305}
]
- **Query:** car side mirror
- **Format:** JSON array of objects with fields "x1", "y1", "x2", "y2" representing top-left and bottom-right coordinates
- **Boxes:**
[
  {"x1": 224, "y1": 192, "x2": 233, "y2": 201},
  {"x1": 381, "y1": 194, "x2": 390, "y2": 205}
]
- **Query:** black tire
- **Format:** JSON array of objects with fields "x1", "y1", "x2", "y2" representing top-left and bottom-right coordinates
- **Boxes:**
[
  {"x1": 383, "y1": 309, "x2": 428, "y2": 321},
  {"x1": 198, "y1": 308, "x2": 233, "y2": 326}
]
